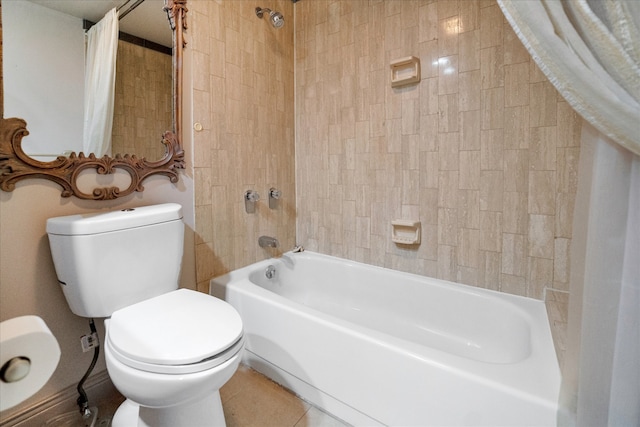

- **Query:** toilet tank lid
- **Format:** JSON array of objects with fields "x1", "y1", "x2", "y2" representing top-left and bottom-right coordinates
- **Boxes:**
[{"x1": 46, "y1": 203, "x2": 183, "y2": 235}]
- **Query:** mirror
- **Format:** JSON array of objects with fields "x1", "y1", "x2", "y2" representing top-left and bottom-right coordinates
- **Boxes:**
[{"x1": 0, "y1": 0, "x2": 187, "y2": 200}]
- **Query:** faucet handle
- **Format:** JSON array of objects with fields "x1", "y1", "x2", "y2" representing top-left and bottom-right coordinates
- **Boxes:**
[
  {"x1": 268, "y1": 188, "x2": 281, "y2": 209},
  {"x1": 269, "y1": 187, "x2": 282, "y2": 209},
  {"x1": 244, "y1": 190, "x2": 260, "y2": 213},
  {"x1": 269, "y1": 188, "x2": 281, "y2": 199},
  {"x1": 245, "y1": 190, "x2": 260, "y2": 202}
]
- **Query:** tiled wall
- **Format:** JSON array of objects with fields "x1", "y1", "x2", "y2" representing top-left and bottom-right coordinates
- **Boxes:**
[
  {"x1": 112, "y1": 40, "x2": 172, "y2": 160},
  {"x1": 294, "y1": 0, "x2": 582, "y2": 301},
  {"x1": 190, "y1": 0, "x2": 296, "y2": 291}
]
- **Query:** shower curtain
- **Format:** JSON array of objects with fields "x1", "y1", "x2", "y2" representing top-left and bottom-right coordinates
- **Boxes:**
[
  {"x1": 497, "y1": 1, "x2": 639, "y2": 426},
  {"x1": 83, "y1": 8, "x2": 118, "y2": 157}
]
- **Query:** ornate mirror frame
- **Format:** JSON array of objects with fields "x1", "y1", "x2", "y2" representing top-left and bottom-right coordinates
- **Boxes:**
[{"x1": 0, "y1": 0, "x2": 187, "y2": 200}]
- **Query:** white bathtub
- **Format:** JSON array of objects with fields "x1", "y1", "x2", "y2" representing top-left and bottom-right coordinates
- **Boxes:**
[{"x1": 210, "y1": 251, "x2": 560, "y2": 426}]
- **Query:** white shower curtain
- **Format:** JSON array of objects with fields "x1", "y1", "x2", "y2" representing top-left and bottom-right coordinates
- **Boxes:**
[
  {"x1": 497, "y1": 1, "x2": 639, "y2": 426},
  {"x1": 83, "y1": 8, "x2": 118, "y2": 157}
]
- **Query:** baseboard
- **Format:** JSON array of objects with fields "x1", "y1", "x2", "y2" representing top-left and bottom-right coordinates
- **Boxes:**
[{"x1": 1, "y1": 370, "x2": 118, "y2": 427}]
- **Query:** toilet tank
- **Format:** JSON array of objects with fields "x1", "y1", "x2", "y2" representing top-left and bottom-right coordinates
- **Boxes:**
[{"x1": 46, "y1": 204, "x2": 184, "y2": 318}]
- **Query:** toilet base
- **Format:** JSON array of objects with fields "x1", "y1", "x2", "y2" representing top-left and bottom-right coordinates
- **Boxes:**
[{"x1": 112, "y1": 391, "x2": 226, "y2": 427}]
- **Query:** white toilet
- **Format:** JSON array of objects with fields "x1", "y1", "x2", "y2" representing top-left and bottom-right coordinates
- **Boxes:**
[{"x1": 46, "y1": 203, "x2": 244, "y2": 427}]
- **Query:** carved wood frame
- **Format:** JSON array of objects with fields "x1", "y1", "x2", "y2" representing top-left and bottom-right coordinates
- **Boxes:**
[{"x1": 0, "y1": 0, "x2": 187, "y2": 200}]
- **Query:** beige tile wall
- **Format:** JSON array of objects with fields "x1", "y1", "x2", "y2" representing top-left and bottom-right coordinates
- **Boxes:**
[
  {"x1": 294, "y1": 0, "x2": 582, "y2": 300},
  {"x1": 112, "y1": 40, "x2": 172, "y2": 160},
  {"x1": 190, "y1": 0, "x2": 296, "y2": 291}
]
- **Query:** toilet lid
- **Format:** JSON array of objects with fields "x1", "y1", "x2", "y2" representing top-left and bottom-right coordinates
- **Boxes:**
[{"x1": 108, "y1": 289, "x2": 243, "y2": 366}]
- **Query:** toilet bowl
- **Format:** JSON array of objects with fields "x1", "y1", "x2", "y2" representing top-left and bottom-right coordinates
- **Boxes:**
[
  {"x1": 46, "y1": 204, "x2": 244, "y2": 426},
  {"x1": 106, "y1": 289, "x2": 244, "y2": 426},
  {"x1": 108, "y1": 342, "x2": 242, "y2": 427}
]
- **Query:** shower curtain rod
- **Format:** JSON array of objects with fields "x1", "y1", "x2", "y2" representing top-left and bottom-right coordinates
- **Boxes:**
[{"x1": 116, "y1": 0, "x2": 145, "y2": 20}]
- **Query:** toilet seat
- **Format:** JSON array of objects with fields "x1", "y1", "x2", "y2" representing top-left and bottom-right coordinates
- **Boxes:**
[
  {"x1": 107, "y1": 334, "x2": 243, "y2": 375},
  {"x1": 107, "y1": 289, "x2": 243, "y2": 375}
]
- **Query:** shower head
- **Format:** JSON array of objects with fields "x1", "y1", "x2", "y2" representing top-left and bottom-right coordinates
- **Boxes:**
[{"x1": 255, "y1": 7, "x2": 285, "y2": 29}]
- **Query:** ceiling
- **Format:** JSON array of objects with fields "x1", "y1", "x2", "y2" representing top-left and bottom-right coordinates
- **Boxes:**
[{"x1": 28, "y1": 0, "x2": 173, "y2": 47}]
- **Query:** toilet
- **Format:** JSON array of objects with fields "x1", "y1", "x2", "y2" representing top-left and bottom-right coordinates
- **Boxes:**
[{"x1": 46, "y1": 203, "x2": 244, "y2": 427}]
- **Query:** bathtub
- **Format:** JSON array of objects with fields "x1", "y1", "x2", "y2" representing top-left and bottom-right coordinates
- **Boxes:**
[{"x1": 210, "y1": 251, "x2": 560, "y2": 426}]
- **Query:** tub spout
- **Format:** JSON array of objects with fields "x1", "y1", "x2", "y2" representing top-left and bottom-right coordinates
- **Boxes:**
[{"x1": 259, "y1": 235, "x2": 279, "y2": 248}]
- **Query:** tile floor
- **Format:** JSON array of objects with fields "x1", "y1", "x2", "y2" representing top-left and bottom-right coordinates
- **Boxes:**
[
  {"x1": 221, "y1": 365, "x2": 349, "y2": 427},
  {"x1": 94, "y1": 364, "x2": 349, "y2": 427}
]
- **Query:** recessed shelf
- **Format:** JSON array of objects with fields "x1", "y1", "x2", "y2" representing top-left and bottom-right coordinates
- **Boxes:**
[
  {"x1": 391, "y1": 220, "x2": 421, "y2": 245},
  {"x1": 390, "y1": 56, "x2": 421, "y2": 88}
]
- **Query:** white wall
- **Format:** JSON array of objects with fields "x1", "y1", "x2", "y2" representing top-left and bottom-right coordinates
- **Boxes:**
[{"x1": 3, "y1": 1, "x2": 84, "y2": 158}]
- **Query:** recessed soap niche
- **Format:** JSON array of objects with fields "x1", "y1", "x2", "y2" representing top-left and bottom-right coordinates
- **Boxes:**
[
  {"x1": 390, "y1": 56, "x2": 421, "y2": 88},
  {"x1": 391, "y1": 220, "x2": 421, "y2": 245}
]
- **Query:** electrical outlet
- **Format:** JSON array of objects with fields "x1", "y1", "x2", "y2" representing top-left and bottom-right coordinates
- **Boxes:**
[{"x1": 80, "y1": 332, "x2": 99, "y2": 353}]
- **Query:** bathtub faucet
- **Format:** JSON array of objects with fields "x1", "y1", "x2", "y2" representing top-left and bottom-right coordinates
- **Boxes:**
[{"x1": 258, "y1": 235, "x2": 279, "y2": 248}]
